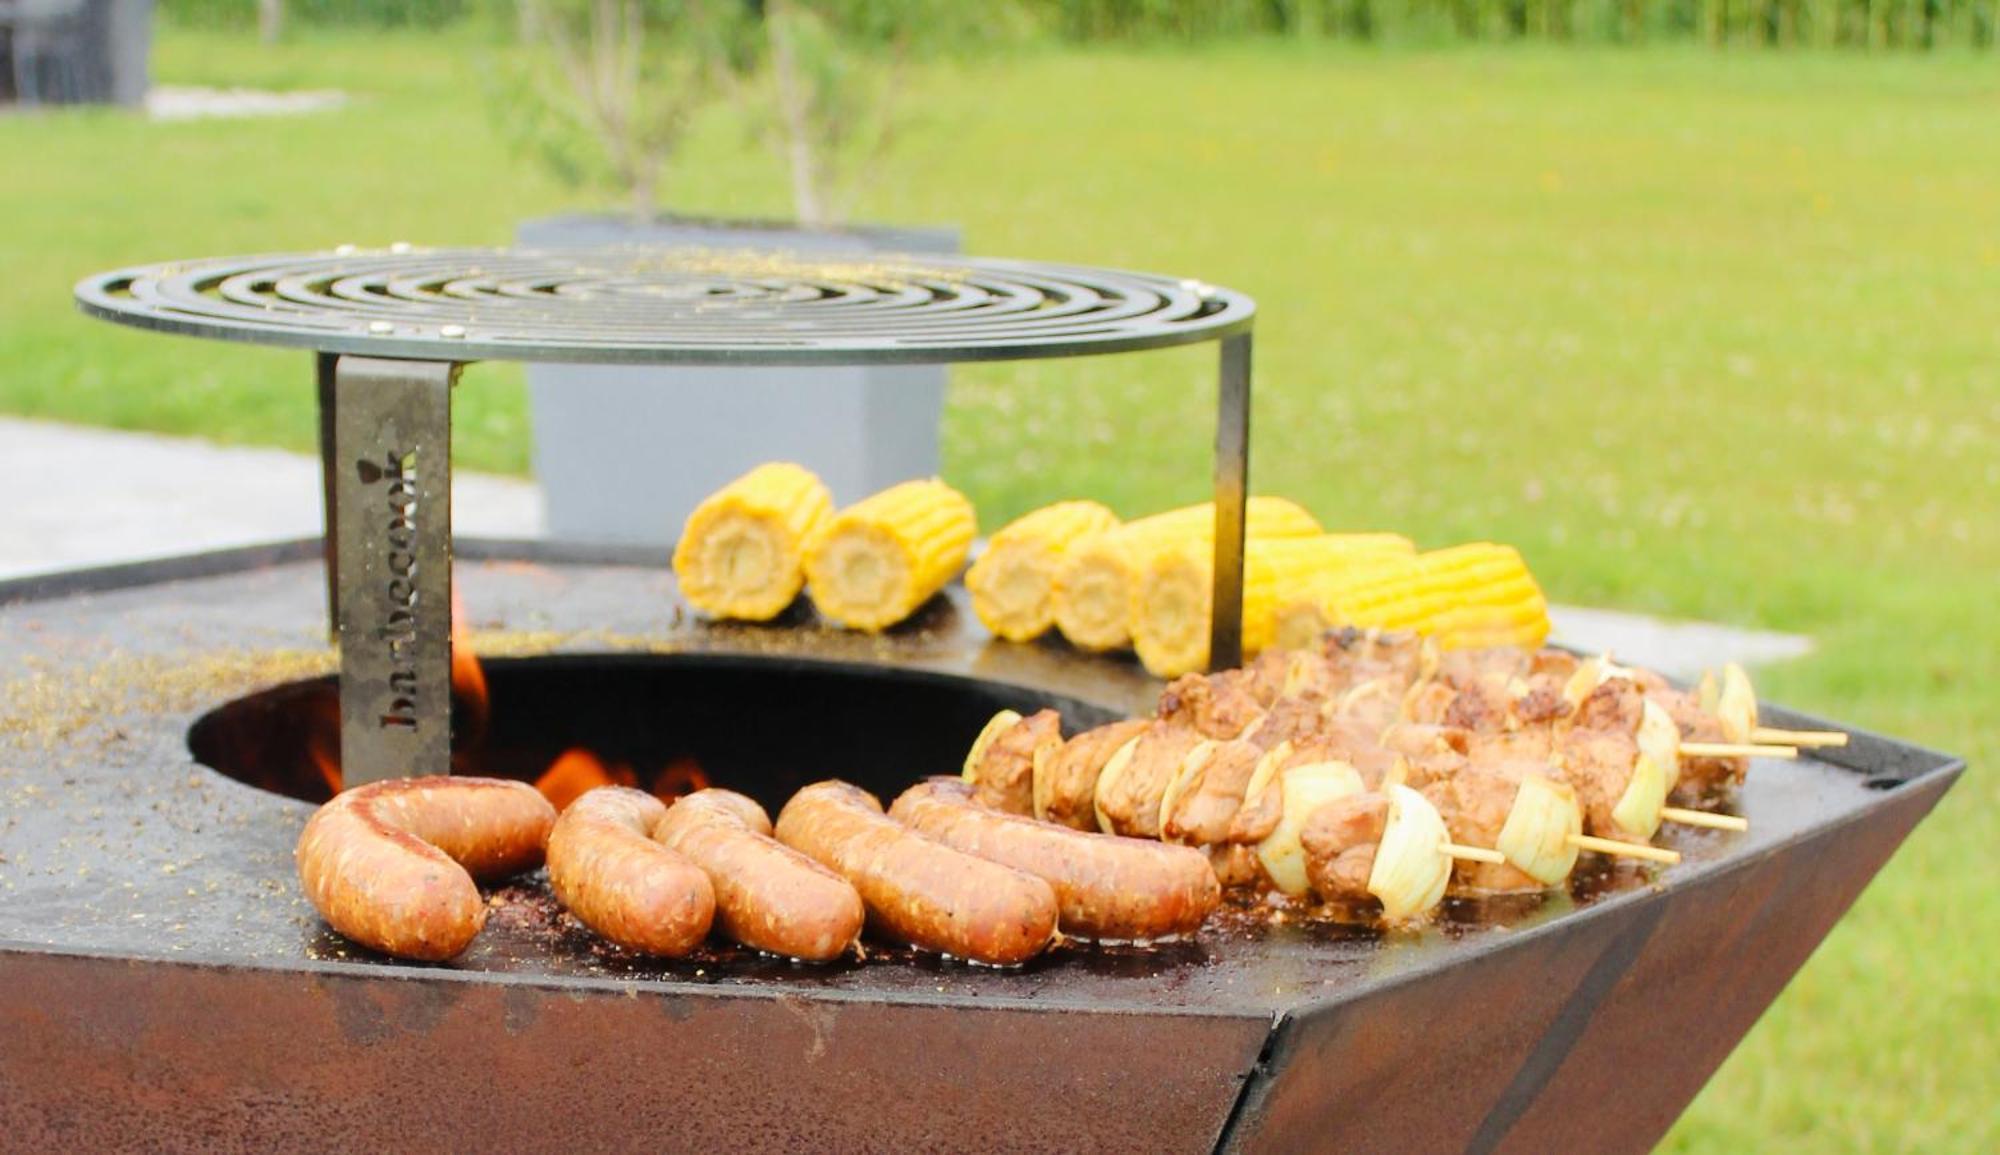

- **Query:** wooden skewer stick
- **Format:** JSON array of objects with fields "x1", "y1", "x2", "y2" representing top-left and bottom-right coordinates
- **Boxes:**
[
  {"x1": 1681, "y1": 742, "x2": 1798, "y2": 761},
  {"x1": 1752, "y1": 726, "x2": 1849, "y2": 748},
  {"x1": 1439, "y1": 842, "x2": 1507, "y2": 865},
  {"x1": 1659, "y1": 807, "x2": 1749, "y2": 833},
  {"x1": 1567, "y1": 834, "x2": 1681, "y2": 865}
]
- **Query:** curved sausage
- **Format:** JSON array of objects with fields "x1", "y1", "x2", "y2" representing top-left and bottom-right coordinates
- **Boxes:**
[
  {"x1": 654, "y1": 789, "x2": 865, "y2": 962},
  {"x1": 295, "y1": 776, "x2": 556, "y2": 962},
  {"x1": 889, "y1": 778, "x2": 1218, "y2": 942},
  {"x1": 546, "y1": 786, "x2": 715, "y2": 957},
  {"x1": 774, "y1": 780, "x2": 1058, "y2": 966}
]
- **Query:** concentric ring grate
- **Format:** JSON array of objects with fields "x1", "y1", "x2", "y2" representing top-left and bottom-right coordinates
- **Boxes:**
[{"x1": 76, "y1": 247, "x2": 1255, "y2": 366}]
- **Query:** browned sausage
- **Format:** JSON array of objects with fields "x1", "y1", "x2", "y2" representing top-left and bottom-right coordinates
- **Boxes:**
[
  {"x1": 295, "y1": 776, "x2": 556, "y2": 962},
  {"x1": 889, "y1": 778, "x2": 1219, "y2": 942},
  {"x1": 547, "y1": 786, "x2": 715, "y2": 956},
  {"x1": 653, "y1": 788, "x2": 864, "y2": 962},
  {"x1": 774, "y1": 780, "x2": 1058, "y2": 966}
]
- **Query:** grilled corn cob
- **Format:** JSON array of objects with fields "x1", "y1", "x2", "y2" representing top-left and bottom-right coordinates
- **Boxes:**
[
  {"x1": 966, "y1": 500, "x2": 1120, "y2": 642},
  {"x1": 803, "y1": 478, "x2": 976, "y2": 632},
  {"x1": 1131, "y1": 532, "x2": 1416, "y2": 678},
  {"x1": 1327, "y1": 543, "x2": 1551, "y2": 650},
  {"x1": 1052, "y1": 497, "x2": 1322, "y2": 652},
  {"x1": 673, "y1": 462, "x2": 834, "y2": 622},
  {"x1": 1272, "y1": 553, "x2": 1422, "y2": 651}
]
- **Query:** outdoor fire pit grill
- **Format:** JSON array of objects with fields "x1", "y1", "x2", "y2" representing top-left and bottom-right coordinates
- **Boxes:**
[{"x1": 0, "y1": 247, "x2": 1962, "y2": 1153}]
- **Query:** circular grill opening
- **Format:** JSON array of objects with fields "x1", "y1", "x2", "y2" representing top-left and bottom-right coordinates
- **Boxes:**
[{"x1": 187, "y1": 653, "x2": 1122, "y2": 812}]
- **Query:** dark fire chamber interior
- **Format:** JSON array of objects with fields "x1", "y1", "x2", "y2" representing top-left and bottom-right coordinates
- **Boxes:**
[{"x1": 188, "y1": 653, "x2": 1122, "y2": 810}]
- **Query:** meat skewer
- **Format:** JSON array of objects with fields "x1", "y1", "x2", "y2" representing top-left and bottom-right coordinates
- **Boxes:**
[
  {"x1": 953, "y1": 625, "x2": 1846, "y2": 928},
  {"x1": 1699, "y1": 661, "x2": 1850, "y2": 748},
  {"x1": 963, "y1": 698, "x2": 1669, "y2": 926},
  {"x1": 1332, "y1": 647, "x2": 1775, "y2": 834},
  {"x1": 1270, "y1": 654, "x2": 1726, "y2": 847}
]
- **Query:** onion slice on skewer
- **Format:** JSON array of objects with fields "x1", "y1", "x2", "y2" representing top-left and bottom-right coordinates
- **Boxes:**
[
  {"x1": 1255, "y1": 762, "x2": 1365, "y2": 897},
  {"x1": 1090, "y1": 734, "x2": 1143, "y2": 835},
  {"x1": 1610, "y1": 747, "x2": 1672, "y2": 841},
  {"x1": 962, "y1": 710, "x2": 1023, "y2": 780},
  {"x1": 1496, "y1": 773, "x2": 1583, "y2": 886},
  {"x1": 1368, "y1": 785, "x2": 1455, "y2": 923}
]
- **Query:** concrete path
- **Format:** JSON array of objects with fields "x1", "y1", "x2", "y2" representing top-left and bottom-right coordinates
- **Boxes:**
[
  {"x1": 1547, "y1": 605, "x2": 1810, "y2": 681},
  {"x1": 147, "y1": 86, "x2": 348, "y2": 122},
  {"x1": 0, "y1": 418, "x2": 541, "y2": 579},
  {"x1": 0, "y1": 418, "x2": 1808, "y2": 677}
]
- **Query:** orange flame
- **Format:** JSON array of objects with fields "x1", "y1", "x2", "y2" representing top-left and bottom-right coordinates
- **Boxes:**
[
  {"x1": 307, "y1": 702, "x2": 343, "y2": 796},
  {"x1": 535, "y1": 748, "x2": 638, "y2": 811},
  {"x1": 306, "y1": 723, "x2": 342, "y2": 795},
  {"x1": 651, "y1": 756, "x2": 711, "y2": 803},
  {"x1": 450, "y1": 585, "x2": 490, "y2": 751},
  {"x1": 306, "y1": 587, "x2": 489, "y2": 791}
]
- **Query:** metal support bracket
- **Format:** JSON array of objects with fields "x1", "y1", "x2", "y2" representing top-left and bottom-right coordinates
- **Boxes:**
[
  {"x1": 1208, "y1": 331, "x2": 1252, "y2": 672},
  {"x1": 331, "y1": 355, "x2": 459, "y2": 785},
  {"x1": 315, "y1": 352, "x2": 340, "y2": 642}
]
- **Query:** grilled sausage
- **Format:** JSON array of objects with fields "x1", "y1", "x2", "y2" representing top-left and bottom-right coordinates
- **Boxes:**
[
  {"x1": 295, "y1": 776, "x2": 556, "y2": 962},
  {"x1": 654, "y1": 788, "x2": 865, "y2": 962},
  {"x1": 547, "y1": 786, "x2": 715, "y2": 957},
  {"x1": 889, "y1": 778, "x2": 1219, "y2": 942},
  {"x1": 775, "y1": 780, "x2": 1058, "y2": 966}
]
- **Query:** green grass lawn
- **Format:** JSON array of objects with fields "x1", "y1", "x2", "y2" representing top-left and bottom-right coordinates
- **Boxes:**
[{"x1": 3, "y1": 25, "x2": 1995, "y2": 1151}]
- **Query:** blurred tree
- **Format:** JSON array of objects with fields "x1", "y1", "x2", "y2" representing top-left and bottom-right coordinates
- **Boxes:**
[
  {"x1": 752, "y1": 0, "x2": 1025, "y2": 227},
  {"x1": 495, "y1": 0, "x2": 1022, "y2": 228},
  {"x1": 259, "y1": 0, "x2": 284, "y2": 43},
  {"x1": 498, "y1": 0, "x2": 755, "y2": 222}
]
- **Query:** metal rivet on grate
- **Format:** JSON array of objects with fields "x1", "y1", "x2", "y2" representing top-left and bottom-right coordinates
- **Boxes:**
[{"x1": 74, "y1": 247, "x2": 1255, "y2": 367}]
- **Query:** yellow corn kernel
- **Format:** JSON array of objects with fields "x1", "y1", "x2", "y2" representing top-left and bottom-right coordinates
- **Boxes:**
[
  {"x1": 1132, "y1": 533, "x2": 1416, "y2": 677},
  {"x1": 672, "y1": 462, "x2": 834, "y2": 622},
  {"x1": 966, "y1": 500, "x2": 1120, "y2": 642},
  {"x1": 1274, "y1": 553, "x2": 1423, "y2": 651},
  {"x1": 1052, "y1": 496, "x2": 1321, "y2": 652},
  {"x1": 804, "y1": 478, "x2": 976, "y2": 632},
  {"x1": 1324, "y1": 543, "x2": 1550, "y2": 649}
]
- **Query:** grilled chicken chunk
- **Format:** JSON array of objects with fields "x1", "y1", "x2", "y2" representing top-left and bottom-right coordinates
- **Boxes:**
[{"x1": 1300, "y1": 791, "x2": 1390, "y2": 904}]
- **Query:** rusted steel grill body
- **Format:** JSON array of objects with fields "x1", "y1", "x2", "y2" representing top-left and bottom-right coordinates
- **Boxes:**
[{"x1": 0, "y1": 544, "x2": 1961, "y2": 1154}]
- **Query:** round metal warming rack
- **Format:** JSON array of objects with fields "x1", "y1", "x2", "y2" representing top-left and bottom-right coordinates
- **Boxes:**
[{"x1": 76, "y1": 246, "x2": 1259, "y2": 786}]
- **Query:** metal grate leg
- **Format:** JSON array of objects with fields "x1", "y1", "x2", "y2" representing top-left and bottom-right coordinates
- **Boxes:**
[
  {"x1": 330, "y1": 356, "x2": 460, "y2": 785},
  {"x1": 1208, "y1": 330, "x2": 1252, "y2": 672},
  {"x1": 315, "y1": 352, "x2": 339, "y2": 642}
]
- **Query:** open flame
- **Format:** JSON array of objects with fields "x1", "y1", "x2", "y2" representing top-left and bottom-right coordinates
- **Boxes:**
[
  {"x1": 652, "y1": 756, "x2": 711, "y2": 803},
  {"x1": 298, "y1": 586, "x2": 714, "y2": 810},
  {"x1": 306, "y1": 695, "x2": 343, "y2": 796},
  {"x1": 534, "y1": 748, "x2": 638, "y2": 811},
  {"x1": 450, "y1": 585, "x2": 490, "y2": 756},
  {"x1": 306, "y1": 584, "x2": 488, "y2": 796}
]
